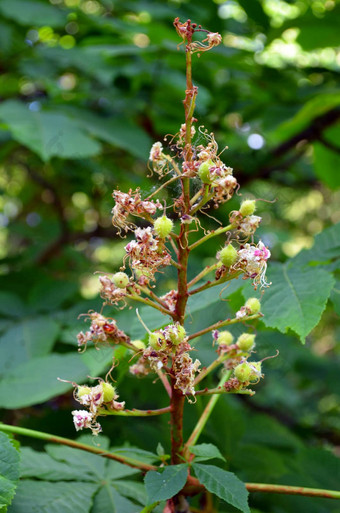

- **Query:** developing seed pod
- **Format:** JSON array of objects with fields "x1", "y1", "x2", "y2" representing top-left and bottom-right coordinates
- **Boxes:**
[
  {"x1": 112, "y1": 272, "x2": 129, "y2": 288},
  {"x1": 149, "y1": 331, "x2": 167, "y2": 351},
  {"x1": 102, "y1": 382, "x2": 116, "y2": 402},
  {"x1": 217, "y1": 330, "x2": 234, "y2": 346},
  {"x1": 236, "y1": 333, "x2": 256, "y2": 352},
  {"x1": 249, "y1": 361, "x2": 262, "y2": 382},
  {"x1": 168, "y1": 323, "x2": 186, "y2": 345},
  {"x1": 234, "y1": 362, "x2": 252, "y2": 382},
  {"x1": 131, "y1": 339, "x2": 146, "y2": 351},
  {"x1": 198, "y1": 159, "x2": 214, "y2": 184},
  {"x1": 239, "y1": 199, "x2": 256, "y2": 217},
  {"x1": 245, "y1": 297, "x2": 261, "y2": 314},
  {"x1": 154, "y1": 215, "x2": 174, "y2": 239},
  {"x1": 77, "y1": 386, "x2": 91, "y2": 398},
  {"x1": 219, "y1": 244, "x2": 238, "y2": 267}
]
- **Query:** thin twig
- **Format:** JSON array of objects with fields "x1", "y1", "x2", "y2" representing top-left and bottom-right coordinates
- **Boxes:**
[
  {"x1": 98, "y1": 406, "x2": 171, "y2": 416},
  {"x1": 188, "y1": 313, "x2": 261, "y2": 342}
]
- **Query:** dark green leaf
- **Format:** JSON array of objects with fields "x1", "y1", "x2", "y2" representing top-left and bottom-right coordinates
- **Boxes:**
[
  {"x1": 0, "y1": 101, "x2": 101, "y2": 161},
  {"x1": 92, "y1": 485, "x2": 140, "y2": 513},
  {"x1": 0, "y1": 349, "x2": 111, "y2": 408},
  {"x1": 190, "y1": 443, "x2": 225, "y2": 463},
  {"x1": 192, "y1": 464, "x2": 250, "y2": 513},
  {"x1": 255, "y1": 262, "x2": 335, "y2": 342},
  {"x1": 0, "y1": 293, "x2": 26, "y2": 318},
  {"x1": 145, "y1": 464, "x2": 188, "y2": 504},
  {"x1": 314, "y1": 141, "x2": 340, "y2": 190},
  {"x1": 0, "y1": 0, "x2": 67, "y2": 27},
  {"x1": 0, "y1": 432, "x2": 20, "y2": 510},
  {"x1": 0, "y1": 317, "x2": 60, "y2": 375}
]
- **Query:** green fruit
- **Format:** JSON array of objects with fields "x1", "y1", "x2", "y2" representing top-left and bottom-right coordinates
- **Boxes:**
[
  {"x1": 219, "y1": 244, "x2": 238, "y2": 267},
  {"x1": 102, "y1": 382, "x2": 116, "y2": 402},
  {"x1": 239, "y1": 199, "x2": 256, "y2": 216},
  {"x1": 245, "y1": 297, "x2": 261, "y2": 314},
  {"x1": 112, "y1": 272, "x2": 129, "y2": 288},
  {"x1": 154, "y1": 215, "x2": 173, "y2": 239},
  {"x1": 131, "y1": 339, "x2": 146, "y2": 351},
  {"x1": 168, "y1": 324, "x2": 186, "y2": 345},
  {"x1": 149, "y1": 331, "x2": 167, "y2": 351},
  {"x1": 77, "y1": 386, "x2": 91, "y2": 398},
  {"x1": 234, "y1": 362, "x2": 252, "y2": 383},
  {"x1": 198, "y1": 159, "x2": 214, "y2": 184},
  {"x1": 217, "y1": 330, "x2": 234, "y2": 345},
  {"x1": 249, "y1": 362, "x2": 262, "y2": 382},
  {"x1": 236, "y1": 333, "x2": 255, "y2": 351}
]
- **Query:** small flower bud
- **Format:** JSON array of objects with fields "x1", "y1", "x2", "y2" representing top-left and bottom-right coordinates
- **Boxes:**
[
  {"x1": 249, "y1": 361, "x2": 262, "y2": 382},
  {"x1": 239, "y1": 200, "x2": 256, "y2": 217},
  {"x1": 198, "y1": 159, "x2": 214, "y2": 184},
  {"x1": 77, "y1": 386, "x2": 91, "y2": 398},
  {"x1": 102, "y1": 382, "x2": 116, "y2": 402},
  {"x1": 149, "y1": 331, "x2": 167, "y2": 351},
  {"x1": 234, "y1": 362, "x2": 252, "y2": 383},
  {"x1": 112, "y1": 272, "x2": 129, "y2": 288},
  {"x1": 245, "y1": 297, "x2": 261, "y2": 314},
  {"x1": 168, "y1": 323, "x2": 186, "y2": 346},
  {"x1": 154, "y1": 215, "x2": 173, "y2": 239},
  {"x1": 236, "y1": 333, "x2": 256, "y2": 352},
  {"x1": 219, "y1": 244, "x2": 238, "y2": 267},
  {"x1": 217, "y1": 330, "x2": 234, "y2": 346},
  {"x1": 131, "y1": 339, "x2": 146, "y2": 351}
]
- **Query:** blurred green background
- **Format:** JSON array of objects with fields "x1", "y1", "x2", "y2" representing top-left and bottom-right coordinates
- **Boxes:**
[{"x1": 0, "y1": 0, "x2": 340, "y2": 512}]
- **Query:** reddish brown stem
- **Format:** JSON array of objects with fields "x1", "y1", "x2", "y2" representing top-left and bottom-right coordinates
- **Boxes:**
[{"x1": 170, "y1": 24, "x2": 196, "y2": 469}]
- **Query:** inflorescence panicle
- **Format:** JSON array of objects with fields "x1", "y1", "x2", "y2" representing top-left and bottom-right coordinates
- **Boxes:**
[{"x1": 64, "y1": 18, "x2": 273, "y2": 438}]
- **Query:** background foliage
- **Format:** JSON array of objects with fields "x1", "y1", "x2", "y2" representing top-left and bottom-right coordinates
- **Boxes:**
[{"x1": 0, "y1": 0, "x2": 339, "y2": 511}]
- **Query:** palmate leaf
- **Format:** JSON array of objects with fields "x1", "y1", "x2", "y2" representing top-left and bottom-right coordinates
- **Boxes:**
[
  {"x1": 92, "y1": 486, "x2": 140, "y2": 513},
  {"x1": 11, "y1": 437, "x2": 148, "y2": 512},
  {"x1": 7, "y1": 481, "x2": 98, "y2": 513},
  {"x1": 0, "y1": 433, "x2": 20, "y2": 511},
  {"x1": 144, "y1": 464, "x2": 188, "y2": 504},
  {"x1": 192, "y1": 464, "x2": 250, "y2": 513}
]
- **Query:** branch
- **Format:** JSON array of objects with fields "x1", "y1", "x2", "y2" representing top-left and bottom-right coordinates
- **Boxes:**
[
  {"x1": 0, "y1": 423, "x2": 156, "y2": 472},
  {"x1": 318, "y1": 134, "x2": 340, "y2": 154},
  {"x1": 188, "y1": 313, "x2": 261, "y2": 342},
  {"x1": 246, "y1": 483, "x2": 340, "y2": 499},
  {"x1": 189, "y1": 270, "x2": 242, "y2": 296},
  {"x1": 183, "y1": 477, "x2": 340, "y2": 500},
  {"x1": 184, "y1": 371, "x2": 232, "y2": 452},
  {"x1": 189, "y1": 224, "x2": 234, "y2": 251},
  {"x1": 127, "y1": 291, "x2": 172, "y2": 317},
  {"x1": 192, "y1": 386, "x2": 254, "y2": 397},
  {"x1": 271, "y1": 107, "x2": 340, "y2": 159},
  {"x1": 98, "y1": 406, "x2": 171, "y2": 416},
  {"x1": 251, "y1": 107, "x2": 340, "y2": 181}
]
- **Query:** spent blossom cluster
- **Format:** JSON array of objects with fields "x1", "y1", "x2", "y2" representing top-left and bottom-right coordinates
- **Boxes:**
[{"x1": 65, "y1": 18, "x2": 274, "y2": 446}]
